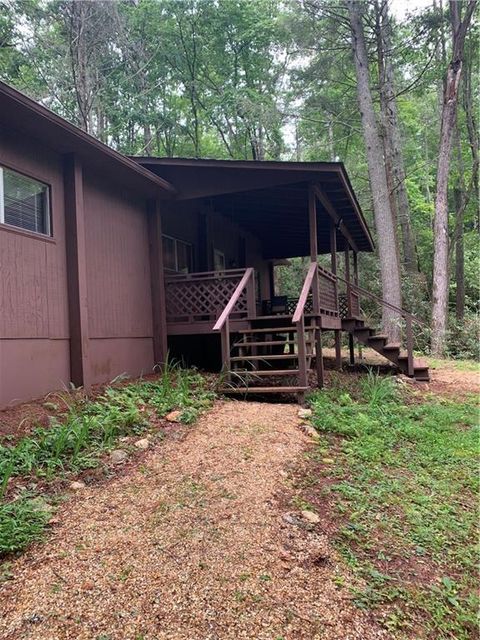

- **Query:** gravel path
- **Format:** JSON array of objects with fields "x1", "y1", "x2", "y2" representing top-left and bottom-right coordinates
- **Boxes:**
[{"x1": 0, "y1": 400, "x2": 387, "y2": 640}]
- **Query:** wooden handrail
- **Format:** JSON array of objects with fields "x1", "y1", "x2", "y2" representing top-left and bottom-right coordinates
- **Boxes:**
[
  {"x1": 166, "y1": 268, "x2": 246, "y2": 281},
  {"x1": 317, "y1": 264, "x2": 336, "y2": 282},
  {"x1": 334, "y1": 272, "x2": 426, "y2": 326},
  {"x1": 213, "y1": 268, "x2": 254, "y2": 331},
  {"x1": 292, "y1": 262, "x2": 317, "y2": 324}
]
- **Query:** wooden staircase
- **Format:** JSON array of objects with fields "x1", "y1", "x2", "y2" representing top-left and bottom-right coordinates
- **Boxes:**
[
  {"x1": 213, "y1": 263, "x2": 430, "y2": 401},
  {"x1": 219, "y1": 316, "x2": 316, "y2": 397},
  {"x1": 342, "y1": 317, "x2": 430, "y2": 381}
]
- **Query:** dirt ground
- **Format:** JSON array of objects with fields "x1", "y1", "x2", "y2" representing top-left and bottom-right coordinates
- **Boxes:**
[
  {"x1": 321, "y1": 347, "x2": 480, "y2": 397},
  {"x1": 0, "y1": 400, "x2": 388, "y2": 640},
  {"x1": 0, "y1": 354, "x2": 477, "y2": 640}
]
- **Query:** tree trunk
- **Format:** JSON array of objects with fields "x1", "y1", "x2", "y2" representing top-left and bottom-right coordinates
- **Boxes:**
[
  {"x1": 143, "y1": 124, "x2": 154, "y2": 155},
  {"x1": 454, "y1": 187, "x2": 465, "y2": 320},
  {"x1": 376, "y1": 0, "x2": 419, "y2": 274},
  {"x1": 347, "y1": 0, "x2": 402, "y2": 342},
  {"x1": 431, "y1": 0, "x2": 477, "y2": 356},
  {"x1": 462, "y1": 52, "x2": 479, "y2": 230}
]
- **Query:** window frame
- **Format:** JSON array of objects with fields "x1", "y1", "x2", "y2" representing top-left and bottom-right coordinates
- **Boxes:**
[
  {"x1": 0, "y1": 164, "x2": 52, "y2": 238},
  {"x1": 162, "y1": 234, "x2": 193, "y2": 274}
]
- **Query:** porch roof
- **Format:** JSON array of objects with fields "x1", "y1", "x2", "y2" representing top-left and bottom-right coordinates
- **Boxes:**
[{"x1": 133, "y1": 157, "x2": 375, "y2": 258}]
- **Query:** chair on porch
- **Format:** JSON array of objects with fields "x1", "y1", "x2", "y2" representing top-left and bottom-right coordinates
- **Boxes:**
[{"x1": 262, "y1": 295, "x2": 288, "y2": 316}]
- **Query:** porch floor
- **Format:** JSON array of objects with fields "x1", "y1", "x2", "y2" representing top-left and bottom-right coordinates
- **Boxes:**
[{"x1": 166, "y1": 313, "x2": 341, "y2": 335}]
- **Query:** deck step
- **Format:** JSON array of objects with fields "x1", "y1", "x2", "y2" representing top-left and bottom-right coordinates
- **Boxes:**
[
  {"x1": 230, "y1": 369, "x2": 299, "y2": 377},
  {"x1": 220, "y1": 386, "x2": 309, "y2": 394},
  {"x1": 368, "y1": 334, "x2": 388, "y2": 341},
  {"x1": 398, "y1": 356, "x2": 428, "y2": 367},
  {"x1": 382, "y1": 342, "x2": 401, "y2": 351},
  {"x1": 231, "y1": 353, "x2": 313, "y2": 362},
  {"x1": 232, "y1": 339, "x2": 299, "y2": 348},
  {"x1": 239, "y1": 326, "x2": 298, "y2": 334}
]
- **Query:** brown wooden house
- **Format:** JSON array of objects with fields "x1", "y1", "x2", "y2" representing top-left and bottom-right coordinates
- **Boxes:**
[{"x1": 0, "y1": 81, "x2": 428, "y2": 409}]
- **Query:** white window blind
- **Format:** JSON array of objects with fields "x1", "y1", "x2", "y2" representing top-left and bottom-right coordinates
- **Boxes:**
[{"x1": 0, "y1": 166, "x2": 51, "y2": 236}]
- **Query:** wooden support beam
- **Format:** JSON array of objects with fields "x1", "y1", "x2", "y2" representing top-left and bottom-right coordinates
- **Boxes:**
[
  {"x1": 312, "y1": 184, "x2": 359, "y2": 253},
  {"x1": 349, "y1": 333, "x2": 355, "y2": 366},
  {"x1": 147, "y1": 198, "x2": 168, "y2": 367},
  {"x1": 297, "y1": 316, "x2": 308, "y2": 388},
  {"x1": 330, "y1": 219, "x2": 342, "y2": 370},
  {"x1": 268, "y1": 262, "x2": 275, "y2": 300},
  {"x1": 334, "y1": 329, "x2": 342, "y2": 370},
  {"x1": 220, "y1": 318, "x2": 231, "y2": 381},
  {"x1": 345, "y1": 246, "x2": 352, "y2": 317},
  {"x1": 63, "y1": 154, "x2": 90, "y2": 389},
  {"x1": 308, "y1": 185, "x2": 320, "y2": 315},
  {"x1": 315, "y1": 319, "x2": 324, "y2": 388},
  {"x1": 353, "y1": 251, "x2": 359, "y2": 286},
  {"x1": 330, "y1": 219, "x2": 339, "y2": 308}
]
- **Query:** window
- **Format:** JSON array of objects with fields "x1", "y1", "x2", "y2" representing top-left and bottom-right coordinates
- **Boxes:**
[
  {"x1": 213, "y1": 249, "x2": 226, "y2": 272},
  {"x1": 0, "y1": 166, "x2": 51, "y2": 236},
  {"x1": 162, "y1": 235, "x2": 193, "y2": 273}
]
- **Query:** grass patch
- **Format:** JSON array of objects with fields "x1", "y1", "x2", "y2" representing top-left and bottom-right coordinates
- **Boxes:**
[
  {"x1": 0, "y1": 363, "x2": 214, "y2": 556},
  {"x1": 0, "y1": 496, "x2": 52, "y2": 555},
  {"x1": 428, "y1": 357, "x2": 480, "y2": 372},
  {"x1": 308, "y1": 371, "x2": 479, "y2": 638}
]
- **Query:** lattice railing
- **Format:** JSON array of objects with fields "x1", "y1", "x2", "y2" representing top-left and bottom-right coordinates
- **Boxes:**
[
  {"x1": 165, "y1": 269, "x2": 250, "y2": 324},
  {"x1": 339, "y1": 291, "x2": 360, "y2": 318},
  {"x1": 318, "y1": 266, "x2": 338, "y2": 316}
]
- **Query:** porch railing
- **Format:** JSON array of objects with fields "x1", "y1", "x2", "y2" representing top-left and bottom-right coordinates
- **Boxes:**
[
  {"x1": 165, "y1": 268, "x2": 255, "y2": 325},
  {"x1": 318, "y1": 264, "x2": 338, "y2": 316},
  {"x1": 212, "y1": 268, "x2": 256, "y2": 376},
  {"x1": 290, "y1": 261, "x2": 340, "y2": 389},
  {"x1": 336, "y1": 273, "x2": 427, "y2": 377}
]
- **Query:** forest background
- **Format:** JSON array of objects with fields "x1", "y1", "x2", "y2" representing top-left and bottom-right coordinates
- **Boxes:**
[{"x1": 0, "y1": 0, "x2": 478, "y2": 358}]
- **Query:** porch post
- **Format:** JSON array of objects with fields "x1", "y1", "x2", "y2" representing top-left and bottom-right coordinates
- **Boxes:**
[
  {"x1": 63, "y1": 154, "x2": 91, "y2": 390},
  {"x1": 309, "y1": 185, "x2": 323, "y2": 387},
  {"x1": 353, "y1": 250, "x2": 359, "y2": 286},
  {"x1": 344, "y1": 246, "x2": 352, "y2": 316},
  {"x1": 315, "y1": 318, "x2": 324, "y2": 388},
  {"x1": 330, "y1": 221, "x2": 342, "y2": 370},
  {"x1": 353, "y1": 250, "x2": 360, "y2": 317},
  {"x1": 308, "y1": 185, "x2": 320, "y2": 314},
  {"x1": 147, "y1": 198, "x2": 168, "y2": 367},
  {"x1": 220, "y1": 318, "x2": 231, "y2": 382},
  {"x1": 268, "y1": 262, "x2": 275, "y2": 300},
  {"x1": 344, "y1": 246, "x2": 355, "y2": 366}
]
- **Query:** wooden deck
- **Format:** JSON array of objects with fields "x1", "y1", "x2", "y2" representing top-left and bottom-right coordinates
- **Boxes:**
[
  {"x1": 165, "y1": 267, "x2": 341, "y2": 335},
  {"x1": 165, "y1": 265, "x2": 429, "y2": 399}
]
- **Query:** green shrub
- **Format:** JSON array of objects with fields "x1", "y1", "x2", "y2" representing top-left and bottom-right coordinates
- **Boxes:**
[
  {"x1": 0, "y1": 497, "x2": 51, "y2": 555},
  {"x1": 446, "y1": 313, "x2": 480, "y2": 360}
]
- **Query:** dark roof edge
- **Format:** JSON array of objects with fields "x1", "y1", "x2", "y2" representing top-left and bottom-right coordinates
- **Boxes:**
[
  {"x1": 337, "y1": 163, "x2": 375, "y2": 251},
  {"x1": 132, "y1": 156, "x2": 342, "y2": 172},
  {"x1": 0, "y1": 82, "x2": 176, "y2": 196}
]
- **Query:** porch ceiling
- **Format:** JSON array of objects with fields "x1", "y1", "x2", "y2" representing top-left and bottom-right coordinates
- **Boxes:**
[
  {"x1": 133, "y1": 157, "x2": 374, "y2": 258},
  {"x1": 213, "y1": 180, "x2": 371, "y2": 259}
]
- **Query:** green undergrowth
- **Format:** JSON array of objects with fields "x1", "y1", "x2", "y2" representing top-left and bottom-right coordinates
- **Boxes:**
[
  {"x1": 428, "y1": 356, "x2": 480, "y2": 372},
  {"x1": 0, "y1": 364, "x2": 214, "y2": 556},
  {"x1": 308, "y1": 372, "x2": 479, "y2": 639}
]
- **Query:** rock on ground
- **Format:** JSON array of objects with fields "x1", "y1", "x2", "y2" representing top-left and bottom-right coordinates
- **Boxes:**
[{"x1": 109, "y1": 449, "x2": 128, "y2": 464}]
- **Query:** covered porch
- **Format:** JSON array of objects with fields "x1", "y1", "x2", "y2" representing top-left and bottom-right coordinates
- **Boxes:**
[
  {"x1": 138, "y1": 158, "x2": 428, "y2": 395},
  {"x1": 157, "y1": 164, "x2": 371, "y2": 340}
]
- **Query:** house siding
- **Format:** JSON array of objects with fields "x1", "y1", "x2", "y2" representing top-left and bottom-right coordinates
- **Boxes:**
[
  {"x1": 0, "y1": 128, "x2": 158, "y2": 407},
  {"x1": 82, "y1": 169, "x2": 155, "y2": 385},
  {"x1": 0, "y1": 125, "x2": 70, "y2": 407}
]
